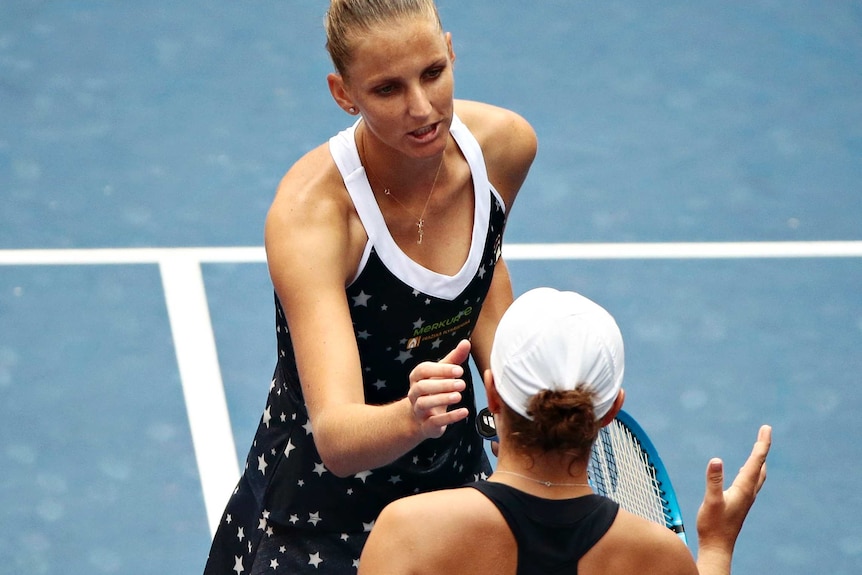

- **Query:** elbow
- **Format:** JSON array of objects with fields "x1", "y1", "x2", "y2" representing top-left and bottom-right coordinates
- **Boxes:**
[
  {"x1": 319, "y1": 454, "x2": 359, "y2": 479},
  {"x1": 312, "y1": 427, "x2": 362, "y2": 478}
]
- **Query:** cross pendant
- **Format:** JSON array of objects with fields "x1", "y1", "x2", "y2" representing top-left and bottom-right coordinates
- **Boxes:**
[{"x1": 417, "y1": 219, "x2": 424, "y2": 244}]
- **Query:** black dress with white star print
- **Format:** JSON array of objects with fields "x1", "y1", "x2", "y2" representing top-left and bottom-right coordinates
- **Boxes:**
[{"x1": 204, "y1": 117, "x2": 505, "y2": 574}]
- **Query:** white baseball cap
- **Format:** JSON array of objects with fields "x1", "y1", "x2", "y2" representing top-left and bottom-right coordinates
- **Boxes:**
[{"x1": 490, "y1": 287, "x2": 625, "y2": 420}]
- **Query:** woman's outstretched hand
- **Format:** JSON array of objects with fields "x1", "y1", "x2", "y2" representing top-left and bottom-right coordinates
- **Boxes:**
[
  {"x1": 696, "y1": 424, "x2": 772, "y2": 556},
  {"x1": 407, "y1": 340, "x2": 472, "y2": 439}
]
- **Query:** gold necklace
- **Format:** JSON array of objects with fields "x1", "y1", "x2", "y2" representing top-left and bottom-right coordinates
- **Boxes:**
[
  {"x1": 494, "y1": 469, "x2": 592, "y2": 488},
  {"x1": 360, "y1": 129, "x2": 447, "y2": 245}
]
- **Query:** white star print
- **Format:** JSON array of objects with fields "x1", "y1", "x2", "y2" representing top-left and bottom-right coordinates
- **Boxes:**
[
  {"x1": 340, "y1": 533, "x2": 350, "y2": 541},
  {"x1": 354, "y1": 470, "x2": 373, "y2": 483},
  {"x1": 425, "y1": 298, "x2": 431, "y2": 305},
  {"x1": 478, "y1": 264, "x2": 487, "y2": 278},
  {"x1": 289, "y1": 514, "x2": 299, "y2": 524},
  {"x1": 353, "y1": 559, "x2": 360, "y2": 568},
  {"x1": 313, "y1": 462, "x2": 328, "y2": 476},
  {"x1": 357, "y1": 329, "x2": 371, "y2": 339},
  {"x1": 284, "y1": 439, "x2": 295, "y2": 457},
  {"x1": 432, "y1": 338, "x2": 442, "y2": 349},
  {"x1": 237, "y1": 527, "x2": 245, "y2": 541},
  {"x1": 363, "y1": 521, "x2": 375, "y2": 532},
  {"x1": 308, "y1": 511, "x2": 321, "y2": 526},
  {"x1": 258, "y1": 454, "x2": 268, "y2": 475},
  {"x1": 270, "y1": 558, "x2": 279, "y2": 570},
  {"x1": 413, "y1": 318, "x2": 425, "y2": 329},
  {"x1": 388, "y1": 475, "x2": 402, "y2": 484},
  {"x1": 302, "y1": 420, "x2": 313, "y2": 435},
  {"x1": 226, "y1": 514, "x2": 232, "y2": 524},
  {"x1": 308, "y1": 552, "x2": 323, "y2": 568},
  {"x1": 352, "y1": 291, "x2": 371, "y2": 307},
  {"x1": 258, "y1": 516, "x2": 267, "y2": 531},
  {"x1": 233, "y1": 555, "x2": 244, "y2": 574},
  {"x1": 372, "y1": 379, "x2": 386, "y2": 390},
  {"x1": 262, "y1": 406, "x2": 272, "y2": 428},
  {"x1": 412, "y1": 289, "x2": 421, "y2": 297},
  {"x1": 395, "y1": 349, "x2": 413, "y2": 364}
]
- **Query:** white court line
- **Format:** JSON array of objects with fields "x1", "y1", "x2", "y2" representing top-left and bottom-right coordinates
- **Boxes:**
[
  {"x1": 159, "y1": 254, "x2": 240, "y2": 536},
  {"x1": 0, "y1": 246, "x2": 267, "y2": 265},
  {"x1": 2, "y1": 240, "x2": 860, "y2": 536},
  {"x1": 500, "y1": 240, "x2": 862, "y2": 260},
  {"x1": 2, "y1": 241, "x2": 862, "y2": 265}
]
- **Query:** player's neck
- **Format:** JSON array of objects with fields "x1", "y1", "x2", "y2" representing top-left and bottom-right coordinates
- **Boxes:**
[{"x1": 492, "y1": 451, "x2": 592, "y2": 498}]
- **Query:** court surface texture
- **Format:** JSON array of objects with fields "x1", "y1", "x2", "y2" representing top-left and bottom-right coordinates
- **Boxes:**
[{"x1": 1, "y1": 1, "x2": 861, "y2": 573}]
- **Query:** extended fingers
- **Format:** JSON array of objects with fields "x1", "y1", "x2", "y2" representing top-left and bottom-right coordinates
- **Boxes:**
[
  {"x1": 734, "y1": 425, "x2": 771, "y2": 494},
  {"x1": 438, "y1": 339, "x2": 471, "y2": 366},
  {"x1": 702, "y1": 458, "x2": 726, "y2": 507},
  {"x1": 426, "y1": 407, "x2": 469, "y2": 429},
  {"x1": 411, "y1": 386, "x2": 464, "y2": 413},
  {"x1": 410, "y1": 361, "x2": 464, "y2": 385}
]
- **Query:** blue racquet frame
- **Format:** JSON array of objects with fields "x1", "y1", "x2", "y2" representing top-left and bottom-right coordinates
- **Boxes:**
[
  {"x1": 588, "y1": 409, "x2": 687, "y2": 544},
  {"x1": 476, "y1": 406, "x2": 687, "y2": 544}
]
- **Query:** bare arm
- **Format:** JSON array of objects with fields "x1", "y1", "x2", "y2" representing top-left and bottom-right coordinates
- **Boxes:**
[
  {"x1": 454, "y1": 100, "x2": 537, "y2": 373},
  {"x1": 695, "y1": 425, "x2": 772, "y2": 575},
  {"x1": 469, "y1": 258, "x2": 514, "y2": 375},
  {"x1": 265, "y1": 150, "x2": 471, "y2": 477}
]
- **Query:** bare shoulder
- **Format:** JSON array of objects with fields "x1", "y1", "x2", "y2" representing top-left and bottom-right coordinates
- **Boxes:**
[
  {"x1": 359, "y1": 487, "x2": 512, "y2": 575},
  {"x1": 264, "y1": 142, "x2": 363, "y2": 289},
  {"x1": 454, "y1": 99, "x2": 537, "y2": 165},
  {"x1": 454, "y1": 99, "x2": 535, "y2": 143},
  {"x1": 581, "y1": 509, "x2": 697, "y2": 575},
  {"x1": 453, "y1": 99, "x2": 537, "y2": 208},
  {"x1": 266, "y1": 143, "x2": 348, "y2": 235},
  {"x1": 375, "y1": 487, "x2": 503, "y2": 536}
]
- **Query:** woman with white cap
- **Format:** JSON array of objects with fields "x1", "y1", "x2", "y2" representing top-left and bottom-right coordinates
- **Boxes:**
[{"x1": 357, "y1": 287, "x2": 771, "y2": 575}]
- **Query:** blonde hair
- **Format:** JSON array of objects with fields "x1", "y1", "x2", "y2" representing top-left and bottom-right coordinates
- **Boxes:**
[{"x1": 325, "y1": 0, "x2": 443, "y2": 76}]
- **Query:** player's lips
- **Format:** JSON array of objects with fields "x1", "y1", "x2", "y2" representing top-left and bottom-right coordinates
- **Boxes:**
[{"x1": 408, "y1": 122, "x2": 440, "y2": 141}]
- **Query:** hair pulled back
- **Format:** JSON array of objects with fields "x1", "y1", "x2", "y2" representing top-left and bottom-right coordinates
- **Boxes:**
[
  {"x1": 325, "y1": 0, "x2": 443, "y2": 76},
  {"x1": 504, "y1": 388, "x2": 602, "y2": 460}
]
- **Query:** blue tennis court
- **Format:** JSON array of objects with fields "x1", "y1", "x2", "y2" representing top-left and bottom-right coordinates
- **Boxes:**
[{"x1": 2, "y1": 1, "x2": 861, "y2": 573}]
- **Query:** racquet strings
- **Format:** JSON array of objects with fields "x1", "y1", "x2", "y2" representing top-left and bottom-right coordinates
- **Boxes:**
[{"x1": 588, "y1": 420, "x2": 670, "y2": 528}]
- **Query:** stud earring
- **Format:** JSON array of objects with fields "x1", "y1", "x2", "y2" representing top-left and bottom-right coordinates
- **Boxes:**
[{"x1": 348, "y1": 107, "x2": 357, "y2": 114}]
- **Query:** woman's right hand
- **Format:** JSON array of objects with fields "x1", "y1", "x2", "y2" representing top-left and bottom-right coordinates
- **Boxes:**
[{"x1": 407, "y1": 339, "x2": 472, "y2": 439}]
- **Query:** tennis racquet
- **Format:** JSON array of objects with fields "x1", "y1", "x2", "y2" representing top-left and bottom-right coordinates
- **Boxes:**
[
  {"x1": 476, "y1": 407, "x2": 686, "y2": 544},
  {"x1": 588, "y1": 409, "x2": 686, "y2": 544}
]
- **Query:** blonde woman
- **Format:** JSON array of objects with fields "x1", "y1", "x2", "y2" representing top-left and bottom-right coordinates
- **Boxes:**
[{"x1": 203, "y1": 1, "x2": 537, "y2": 573}]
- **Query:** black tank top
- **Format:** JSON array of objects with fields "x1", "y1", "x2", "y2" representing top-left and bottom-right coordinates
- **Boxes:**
[{"x1": 469, "y1": 481, "x2": 619, "y2": 575}]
